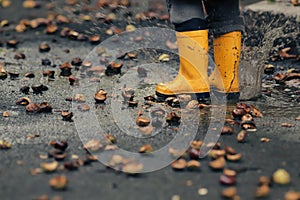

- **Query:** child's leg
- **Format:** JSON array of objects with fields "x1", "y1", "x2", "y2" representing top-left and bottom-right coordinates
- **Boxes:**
[
  {"x1": 168, "y1": 0, "x2": 205, "y2": 27},
  {"x1": 204, "y1": 0, "x2": 244, "y2": 101},
  {"x1": 156, "y1": 0, "x2": 210, "y2": 101},
  {"x1": 203, "y1": 0, "x2": 244, "y2": 36}
]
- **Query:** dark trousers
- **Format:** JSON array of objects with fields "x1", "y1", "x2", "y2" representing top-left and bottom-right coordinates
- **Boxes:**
[{"x1": 167, "y1": 0, "x2": 245, "y2": 35}]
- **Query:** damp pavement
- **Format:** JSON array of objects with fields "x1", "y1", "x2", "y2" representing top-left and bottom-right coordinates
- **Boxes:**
[{"x1": 0, "y1": 1, "x2": 300, "y2": 200}]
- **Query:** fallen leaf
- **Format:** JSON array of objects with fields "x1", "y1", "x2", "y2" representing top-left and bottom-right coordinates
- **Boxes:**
[
  {"x1": 281, "y1": 123, "x2": 294, "y2": 127},
  {"x1": 261, "y1": 137, "x2": 270, "y2": 143},
  {"x1": 279, "y1": 47, "x2": 297, "y2": 59},
  {"x1": 250, "y1": 105, "x2": 263, "y2": 117},
  {"x1": 158, "y1": 54, "x2": 170, "y2": 62}
]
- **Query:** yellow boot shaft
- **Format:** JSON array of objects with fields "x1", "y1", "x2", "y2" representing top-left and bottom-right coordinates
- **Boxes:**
[
  {"x1": 156, "y1": 30, "x2": 209, "y2": 97},
  {"x1": 210, "y1": 31, "x2": 242, "y2": 93}
]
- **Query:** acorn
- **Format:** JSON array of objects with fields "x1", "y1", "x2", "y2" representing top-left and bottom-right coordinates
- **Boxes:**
[
  {"x1": 241, "y1": 113, "x2": 253, "y2": 122},
  {"x1": 236, "y1": 103, "x2": 251, "y2": 113},
  {"x1": 0, "y1": 140, "x2": 12, "y2": 149},
  {"x1": 39, "y1": 102, "x2": 52, "y2": 113},
  {"x1": 138, "y1": 144, "x2": 153, "y2": 153},
  {"x1": 61, "y1": 111, "x2": 73, "y2": 121},
  {"x1": 220, "y1": 174, "x2": 236, "y2": 186},
  {"x1": 255, "y1": 185, "x2": 270, "y2": 198},
  {"x1": 226, "y1": 153, "x2": 242, "y2": 162},
  {"x1": 26, "y1": 103, "x2": 41, "y2": 113},
  {"x1": 136, "y1": 117, "x2": 150, "y2": 127},
  {"x1": 104, "y1": 133, "x2": 117, "y2": 144},
  {"x1": 122, "y1": 162, "x2": 144, "y2": 174},
  {"x1": 16, "y1": 97, "x2": 31, "y2": 106},
  {"x1": 60, "y1": 27, "x2": 70, "y2": 37},
  {"x1": 190, "y1": 140, "x2": 203, "y2": 149},
  {"x1": 43, "y1": 70, "x2": 55, "y2": 79},
  {"x1": 165, "y1": 97, "x2": 180, "y2": 107},
  {"x1": 237, "y1": 130, "x2": 248, "y2": 143},
  {"x1": 144, "y1": 95, "x2": 156, "y2": 102},
  {"x1": 24, "y1": 72, "x2": 35, "y2": 78},
  {"x1": 46, "y1": 24, "x2": 58, "y2": 34},
  {"x1": 83, "y1": 139, "x2": 103, "y2": 152},
  {"x1": 56, "y1": 15, "x2": 69, "y2": 24},
  {"x1": 209, "y1": 156, "x2": 226, "y2": 170},
  {"x1": 41, "y1": 161, "x2": 59, "y2": 172},
  {"x1": 232, "y1": 108, "x2": 246, "y2": 119},
  {"x1": 224, "y1": 146, "x2": 236, "y2": 155},
  {"x1": 50, "y1": 141, "x2": 68, "y2": 151},
  {"x1": 209, "y1": 149, "x2": 226, "y2": 159},
  {"x1": 68, "y1": 30, "x2": 79, "y2": 40},
  {"x1": 41, "y1": 58, "x2": 51, "y2": 66},
  {"x1": 221, "y1": 187, "x2": 237, "y2": 199},
  {"x1": 71, "y1": 57, "x2": 83, "y2": 67},
  {"x1": 68, "y1": 76, "x2": 78, "y2": 85},
  {"x1": 166, "y1": 112, "x2": 181, "y2": 124},
  {"x1": 50, "y1": 150, "x2": 67, "y2": 161},
  {"x1": 108, "y1": 154, "x2": 123, "y2": 167},
  {"x1": 77, "y1": 34, "x2": 88, "y2": 41},
  {"x1": 81, "y1": 60, "x2": 92, "y2": 68},
  {"x1": 273, "y1": 169, "x2": 291, "y2": 185},
  {"x1": 77, "y1": 103, "x2": 90, "y2": 111},
  {"x1": 285, "y1": 191, "x2": 300, "y2": 200},
  {"x1": 264, "y1": 64, "x2": 275, "y2": 74},
  {"x1": 259, "y1": 176, "x2": 271, "y2": 186},
  {"x1": 171, "y1": 159, "x2": 187, "y2": 171},
  {"x1": 8, "y1": 71, "x2": 19, "y2": 79},
  {"x1": 31, "y1": 84, "x2": 48, "y2": 94},
  {"x1": 105, "y1": 61, "x2": 123, "y2": 75},
  {"x1": 241, "y1": 120, "x2": 257, "y2": 131},
  {"x1": 73, "y1": 94, "x2": 85, "y2": 102},
  {"x1": 94, "y1": 89, "x2": 107, "y2": 103},
  {"x1": 20, "y1": 86, "x2": 30, "y2": 94},
  {"x1": 89, "y1": 35, "x2": 101, "y2": 44},
  {"x1": 0, "y1": 63, "x2": 7, "y2": 79},
  {"x1": 39, "y1": 42, "x2": 51, "y2": 53},
  {"x1": 14, "y1": 52, "x2": 26, "y2": 60},
  {"x1": 250, "y1": 105, "x2": 263, "y2": 118},
  {"x1": 63, "y1": 161, "x2": 78, "y2": 170},
  {"x1": 59, "y1": 62, "x2": 72, "y2": 76},
  {"x1": 23, "y1": 0, "x2": 40, "y2": 8},
  {"x1": 6, "y1": 39, "x2": 19, "y2": 48},
  {"x1": 186, "y1": 160, "x2": 201, "y2": 171},
  {"x1": 223, "y1": 168, "x2": 237, "y2": 177},
  {"x1": 128, "y1": 101, "x2": 138, "y2": 107},
  {"x1": 221, "y1": 126, "x2": 233, "y2": 135},
  {"x1": 122, "y1": 87, "x2": 135, "y2": 101},
  {"x1": 49, "y1": 175, "x2": 68, "y2": 190},
  {"x1": 188, "y1": 148, "x2": 201, "y2": 160}
]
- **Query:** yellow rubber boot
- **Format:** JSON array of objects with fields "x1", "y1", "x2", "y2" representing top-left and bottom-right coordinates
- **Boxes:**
[
  {"x1": 209, "y1": 31, "x2": 242, "y2": 100},
  {"x1": 156, "y1": 30, "x2": 209, "y2": 100}
]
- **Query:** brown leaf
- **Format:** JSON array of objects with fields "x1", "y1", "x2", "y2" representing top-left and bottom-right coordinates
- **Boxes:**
[
  {"x1": 291, "y1": 0, "x2": 300, "y2": 6},
  {"x1": 83, "y1": 139, "x2": 102, "y2": 151},
  {"x1": 250, "y1": 105, "x2": 263, "y2": 118},
  {"x1": 49, "y1": 175, "x2": 68, "y2": 190},
  {"x1": 138, "y1": 144, "x2": 153, "y2": 153},
  {"x1": 281, "y1": 123, "x2": 294, "y2": 127},
  {"x1": 279, "y1": 47, "x2": 298, "y2": 59}
]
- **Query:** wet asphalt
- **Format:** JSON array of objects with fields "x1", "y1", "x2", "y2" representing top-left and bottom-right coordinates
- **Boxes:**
[{"x1": 0, "y1": 1, "x2": 300, "y2": 200}]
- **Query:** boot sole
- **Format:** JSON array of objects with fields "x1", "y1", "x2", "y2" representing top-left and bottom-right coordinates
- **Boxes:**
[
  {"x1": 156, "y1": 91, "x2": 240, "y2": 104},
  {"x1": 211, "y1": 91, "x2": 240, "y2": 104},
  {"x1": 155, "y1": 91, "x2": 210, "y2": 103}
]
